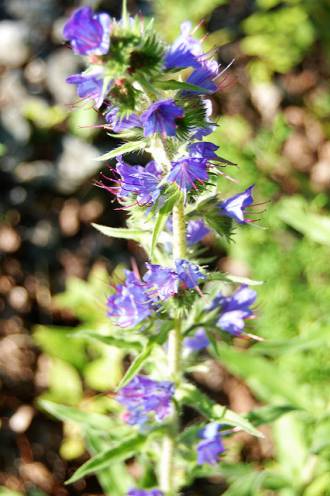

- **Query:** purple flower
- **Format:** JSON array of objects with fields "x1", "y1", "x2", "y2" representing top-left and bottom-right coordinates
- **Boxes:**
[
  {"x1": 197, "y1": 423, "x2": 225, "y2": 465},
  {"x1": 63, "y1": 7, "x2": 110, "y2": 56},
  {"x1": 141, "y1": 99, "x2": 184, "y2": 137},
  {"x1": 66, "y1": 71, "x2": 109, "y2": 109},
  {"x1": 105, "y1": 107, "x2": 141, "y2": 133},
  {"x1": 112, "y1": 157, "x2": 162, "y2": 206},
  {"x1": 127, "y1": 490, "x2": 163, "y2": 496},
  {"x1": 185, "y1": 66, "x2": 218, "y2": 94},
  {"x1": 187, "y1": 142, "x2": 219, "y2": 160},
  {"x1": 164, "y1": 46, "x2": 199, "y2": 70},
  {"x1": 107, "y1": 271, "x2": 152, "y2": 328},
  {"x1": 117, "y1": 375, "x2": 174, "y2": 427},
  {"x1": 164, "y1": 21, "x2": 203, "y2": 70},
  {"x1": 168, "y1": 157, "x2": 208, "y2": 193},
  {"x1": 213, "y1": 285, "x2": 257, "y2": 336},
  {"x1": 175, "y1": 259, "x2": 205, "y2": 289},
  {"x1": 219, "y1": 185, "x2": 255, "y2": 224},
  {"x1": 184, "y1": 328, "x2": 209, "y2": 351},
  {"x1": 143, "y1": 264, "x2": 178, "y2": 301},
  {"x1": 186, "y1": 220, "x2": 210, "y2": 245}
]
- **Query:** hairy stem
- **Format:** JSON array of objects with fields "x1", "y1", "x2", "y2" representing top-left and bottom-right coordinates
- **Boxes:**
[{"x1": 160, "y1": 196, "x2": 186, "y2": 495}]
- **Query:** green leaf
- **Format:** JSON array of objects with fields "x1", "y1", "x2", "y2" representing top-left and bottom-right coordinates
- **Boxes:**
[
  {"x1": 66, "y1": 434, "x2": 146, "y2": 484},
  {"x1": 117, "y1": 322, "x2": 172, "y2": 389},
  {"x1": 117, "y1": 341, "x2": 154, "y2": 390},
  {"x1": 155, "y1": 79, "x2": 211, "y2": 93},
  {"x1": 72, "y1": 329, "x2": 143, "y2": 352},
  {"x1": 92, "y1": 224, "x2": 146, "y2": 242},
  {"x1": 151, "y1": 190, "x2": 180, "y2": 258},
  {"x1": 246, "y1": 404, "x2": 298, "y2": 427},
  {"x1": 277, "y1": 196, "x2": 330, "y2": 246},
  {"x1": 33, "y1": 325, "x2": 87, "y2": 370},
  {"x1": 212, "y1": 343, "x2": 304, "y2": 408},
  {"x1": 151, "y1": 211, "x2": 169, "y2": 259},
  {"x1": 252, "y1": 334, "x2": 327, "y2": 357},
  {"x1": 39, "y1": 400, "x2": 113, "y2": 432},
  {"x1": 96, "y1": 141, "x2": 145, "y2": 161},
  {"x1": 86, "y1": 431, "x2": 134, "y2": 496},
  {"x1": 178, "y1": 384, "x2": 263, "y2": 438}
]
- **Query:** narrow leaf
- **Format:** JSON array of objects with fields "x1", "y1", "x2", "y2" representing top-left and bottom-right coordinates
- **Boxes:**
[
  {"x1": 92, "y1": 224, "x2": 145, "y2": 242},
  {"x1": 66, "y1": 434, "x2": 146, "y2": 484},
  {"x1": 96, "y1": 141, "x2": 145, "y2": 161},
  {"x1": 247, "y1": 404, "x2": 298, "y2": 427},
  {"x1": 116, "y1": 341, "x2": 155, "y2": 390},
  {"x1": 72, "y1": 330, "x2": 142, "y2": 352},
  {"x1": 116, "y1": 322, "x2": 172, "y2": 390},
  {"x1": 151, "y1": 191, "x2": 180, "y2": 258},
  {"x1": 151, "y1": 211, "x2": 169, "y2": 259},
  {"x1": 86, "y1": 431, "x2": 134, "y2": 495},
  {"x1": 178, "y1": 384, "x2": 263, "y2": 438},
  {"x1": 39, "y1": 399, "x2": 113, "y2": 432}
]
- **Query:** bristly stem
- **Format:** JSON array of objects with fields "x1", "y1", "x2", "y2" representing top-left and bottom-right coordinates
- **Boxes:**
[{"x1": 160, "y1": 195, "x2": 186, "y2": 495}]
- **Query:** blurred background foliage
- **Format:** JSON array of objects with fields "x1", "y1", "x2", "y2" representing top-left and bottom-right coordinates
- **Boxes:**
[{"x1": 1, "y1": 0, "x2": 330, "y2": 494}]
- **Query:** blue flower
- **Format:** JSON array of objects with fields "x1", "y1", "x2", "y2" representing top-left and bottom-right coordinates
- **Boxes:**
[
  {"x1": 107, "y1": 271, "x2": 152, "y2": 328},
  {"x1": 143, "y1": 264, "x2": 178, "y2": 301},
  {"x1": 66, "y1": 70, "x2": 109, "y2": 109},
  {"x1": 184, "y1": 328, "x2": 209, "y2": 351},
  {"x1": 113, "y1": 157, "x2": 162, "y2": 206},
  {"x1": 185, "y1": 66, "x2": 218, "y2": 94},
  {"x1": 175, "y1": 259, "x2": 205, "y2": 289},
  {"x1": 105, "y1": 106, "x2": 142, "y2": 132},
  {"x1": 63, "y1": 6, "x2": 111, "y2": 56},
  {"x1": 213, "y1": 285, "x2": 257, "y2": 336},
  {"x1": 127, "y1": 489, "x2": 163, "y2": 496},
  {"x1": 219, "y1": 185, "x2": 255, "y2": 224},
  {"x1": 168, "y1": 157, "x2": 208, "y2": 193},
  {"x1": 164, "y1": 21, "x2": 203, "y2": 70},
  {"x1": 187, "y1": 141, "x2": 219, "y2": 160},
  {"x1": 186, "y1": 220, "x2": 210, "y2": 245},
  {"x1": 197, "y1": 423, "x2": 225, "y2": 465},
  {"x1": 117, "y1": 375, "x2": 174, "y2": 427},
  {"x1": 141, "y1": 99, "x2": 184, "y2": 137}
]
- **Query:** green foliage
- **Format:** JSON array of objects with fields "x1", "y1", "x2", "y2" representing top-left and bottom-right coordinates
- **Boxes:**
[
  {"x1": 241, "y1": 5, "x2": 315, "y2": 80},
  {"x1": 66, "y1": 434, "x2": 147, "y2": 483}
]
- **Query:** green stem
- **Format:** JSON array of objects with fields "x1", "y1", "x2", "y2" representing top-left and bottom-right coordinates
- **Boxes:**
[{"x1": 160, "y1": 196, "x2": 186, "y2": 495}]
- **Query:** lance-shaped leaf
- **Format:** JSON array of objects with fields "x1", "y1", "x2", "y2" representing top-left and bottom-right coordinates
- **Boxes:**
[
  {"x1": 72, "y1": 329, "x2": 143, "y2": 352},
  {"x1": 66, "y1": 434, "x2": 146, "y2": 484},
  {"x1": 246, "y1": 404, "x2": 299, "y2": 427},
  {"x1": 151, "y1": 189, "x2": 181, "y2": 258},
  {"x1": 117, "y1": 321, "x2": 172, "y2": 389},
  {"x1": 92, "y1": 224, "x2": 146, "y2": 243},
  {"x1": 177, "y1": 384, "x2": 263, "y2": 438},
  {"x1": 86, "y1": 431, "x2": 134, "y2": 496},
  {"x1": 39, "y1": 400, "x2": 113, "y2": 432},
  {"x1": 96, "y1": 140, "x2": 145, "y2": 161}
]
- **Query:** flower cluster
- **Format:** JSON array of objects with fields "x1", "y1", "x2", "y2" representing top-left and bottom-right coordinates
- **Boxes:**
[
  {"x1": 117, "y1": 375, "x2": 174, "y2": 427},
  {"x1": 107, "y1": 261, "x2": 205, "y2": 328},
  {"x1": 63, "y1": 5, "x2": 262, "y2": 494}
]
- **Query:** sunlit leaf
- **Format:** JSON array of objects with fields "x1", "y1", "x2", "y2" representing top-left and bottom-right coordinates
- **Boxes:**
[{"x1": 66, "y1": 434, "x2": 146, "y2": 484}]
